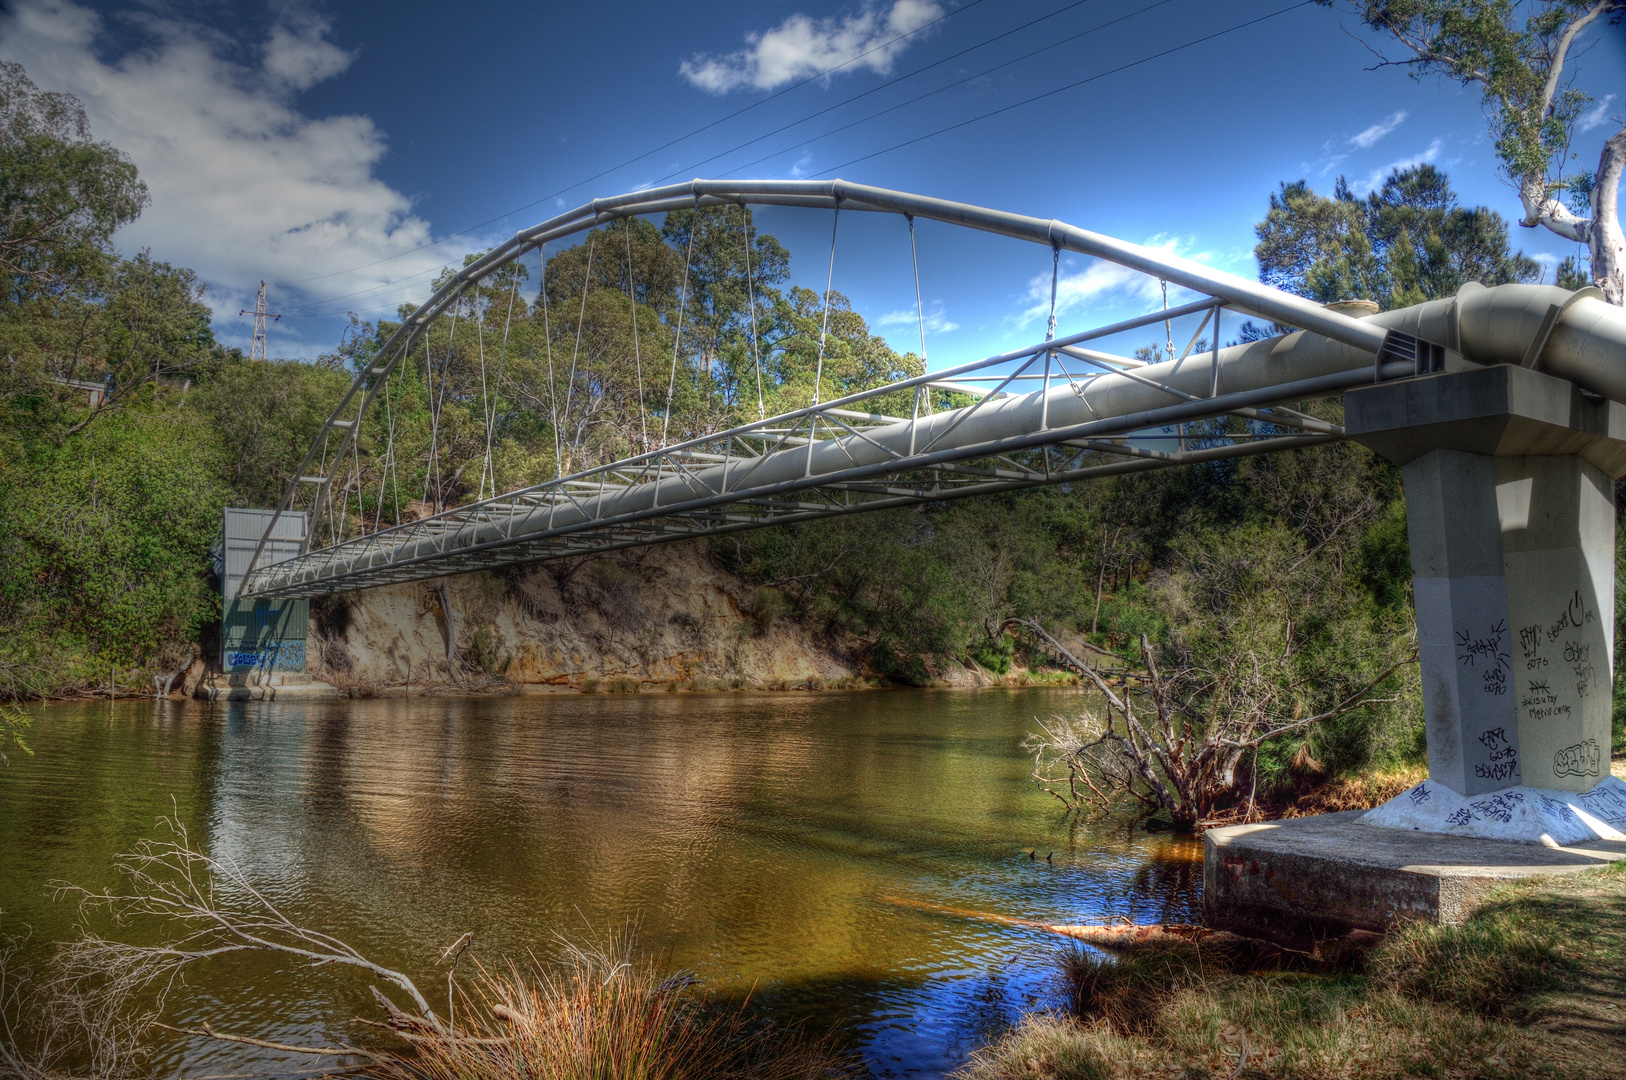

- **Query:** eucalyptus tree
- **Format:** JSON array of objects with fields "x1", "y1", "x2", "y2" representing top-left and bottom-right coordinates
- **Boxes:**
[
  {"x1": 1327, "y1": 1, "x2": 1625, "y2": 302},
  {"x1": 1255, "y1": 165, "x2": 1539, "y2": 307}
]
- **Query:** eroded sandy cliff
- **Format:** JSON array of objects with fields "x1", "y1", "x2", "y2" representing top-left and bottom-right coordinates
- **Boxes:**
[{"x1": 305, "y1": 542, "x2": 854, "y2": 691}]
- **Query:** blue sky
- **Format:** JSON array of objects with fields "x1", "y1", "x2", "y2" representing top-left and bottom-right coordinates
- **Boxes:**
[{"x1": 2, "y1": 0, "x2": 1622, "y2": 368}]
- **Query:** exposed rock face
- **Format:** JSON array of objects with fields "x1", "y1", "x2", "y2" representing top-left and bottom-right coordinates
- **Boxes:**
[{"x1": 306, "y1": 542, "x2": 853, "y2": 691}]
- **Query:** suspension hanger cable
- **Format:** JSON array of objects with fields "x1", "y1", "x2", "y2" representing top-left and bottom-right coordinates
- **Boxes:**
[
  {"x1": 474, "y1": 291, "x2": 492, "y2": 501},
  {"x1": 1047, "y1": 245, "x2": 1060, "y2": 344},
  {"x1": 806, "y1": 205, "x2": 840, "y2": 471},
  {"x1": 419, "y1": 324, "x2": 438, "y2": 508},
  {"x1": 812, "y1": 206, "x2": 840, "y2": 406},
  {"x1": 625, "y1": 222, "x2": 649, "y2": 453},
  {"x1": 485, "y1": 276, "x2": 519, "y2": 501},
  {"x1": 561, "y1": 236, "x2": 596, "y2": 463},
  {"x1": 378, "y1": 351, "x2": 401, "y2": 529},
  {"x1": 538, "y1": 243, "x2": 563, "y2": 480},
  {"x1": 908, "y1": 214, "x2": 928, "y2": 415},
  {"x1": 425, "y1": 300, "x2": 460, "y2": 512},
  {"x1": 741, "y1": 203, "x2": 765, "y2": 421},
  {"x1": 662, "y1": 215, "x2": 699, "y2": 447}
]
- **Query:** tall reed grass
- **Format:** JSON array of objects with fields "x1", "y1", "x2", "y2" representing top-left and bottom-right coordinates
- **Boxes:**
[{"x1": 370, "y1": 934, "x2": 853, "y2": 1080}]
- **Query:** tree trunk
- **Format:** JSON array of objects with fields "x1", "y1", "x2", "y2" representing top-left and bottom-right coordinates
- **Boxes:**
[
  {"x1": 1519, "y1": 174, "x2": 1591, "y2": 244},
  {"x1": 1519, "y1": 124, "x2": 1625, "y2": 306},
  {"x1": 1592, "y1": 126, "x2": 1626, "y2": 305}
]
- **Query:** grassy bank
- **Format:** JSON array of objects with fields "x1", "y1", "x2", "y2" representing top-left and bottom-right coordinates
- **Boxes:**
[{"x1": 957, "y1": 861, "x2": 1626, "y2": 1079}]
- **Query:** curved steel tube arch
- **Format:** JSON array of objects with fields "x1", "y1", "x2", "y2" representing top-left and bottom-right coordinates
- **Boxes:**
[
  {"x1": 244, "y1": 178, "x2": 1395, "y2": 585},
  {"x1": 241, "y1": 180, "x2": 1626, "y2": 598}
]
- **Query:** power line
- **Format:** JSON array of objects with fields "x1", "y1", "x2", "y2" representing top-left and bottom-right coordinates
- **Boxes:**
[
  {"x1": 281, "y1": 2, "x2": 1095, "y2": 318},
  {"x1": 674, "y1": 0, "x2": 1180, "y2": 182},
  {"x1": 271, "y1": 0, "x2": 991, "y2": 289},
  {"x1": 812, "y1": 0, "x2": 1316, "y2": 176},
  {"x1": 659, "y1": 0, "x2": 1108, "y2": 183},
  {"x1": 276, "y1": 0, "x2": 1313, "y2": 328}
]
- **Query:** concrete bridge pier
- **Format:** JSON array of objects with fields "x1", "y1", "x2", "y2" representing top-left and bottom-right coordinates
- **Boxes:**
[
  {"x1": 1344, "y1": 363, "x2": 1625, "y2": 815},
  {"x1": 1204, "y1": 364, "x2": 1626, "y2": 948},
  {"x1": 198, "y1": 508, "x2": 336, "y2": 701}
]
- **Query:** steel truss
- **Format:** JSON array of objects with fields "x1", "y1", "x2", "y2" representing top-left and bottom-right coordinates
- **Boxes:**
[{"x1": 243, "y1": 179, "x2": 1418, "y2": 600}]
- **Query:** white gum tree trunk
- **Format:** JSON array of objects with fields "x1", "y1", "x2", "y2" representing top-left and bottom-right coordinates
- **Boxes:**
[
  {"x1": 1519, "y1": 125, "x2": 1625, "y2": 305},
  {"x1": 1588, "y1": 128, "x2": 1626, "y2": 305}
]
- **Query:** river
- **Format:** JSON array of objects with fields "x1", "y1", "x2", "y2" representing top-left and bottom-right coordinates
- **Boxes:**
[{"x1": 0, "y1": 688, "x2": 1201, "y2": 1078}]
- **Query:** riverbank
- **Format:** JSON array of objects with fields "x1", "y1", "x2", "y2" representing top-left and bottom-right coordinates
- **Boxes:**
[{"x1": 958, "y1": 859, "x2": 1626, "y2": 1079}]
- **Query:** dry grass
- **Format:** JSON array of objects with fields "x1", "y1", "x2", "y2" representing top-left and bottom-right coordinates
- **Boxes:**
[
  {"x1": 957, "y1": 861, "x2": 1626, "y2": 1080},
  {"x1": 371, "y1": 935, "x2": 853, "y2": 1080},
  {"x1": 1274, "y1": 763, "x2": 1428, "y2": 818}
]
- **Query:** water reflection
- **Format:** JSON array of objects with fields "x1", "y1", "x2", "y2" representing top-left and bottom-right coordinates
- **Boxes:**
[{"x1": 0, "y1": 689, "x2": 1200, "y2": 1078}]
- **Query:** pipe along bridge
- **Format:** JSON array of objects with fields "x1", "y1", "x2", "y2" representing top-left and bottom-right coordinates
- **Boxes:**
[
  {"x1": 222, "y1": 180, "x2": 1626, "y2": 815},
  {"x1": 235, "y1": 179, "x2": 1626, "y2": 600}
]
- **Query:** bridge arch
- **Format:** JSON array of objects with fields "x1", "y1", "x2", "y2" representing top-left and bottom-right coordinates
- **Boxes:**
[{"x1": 240, "y1": 179, "x2": 1626, "y2": 600}]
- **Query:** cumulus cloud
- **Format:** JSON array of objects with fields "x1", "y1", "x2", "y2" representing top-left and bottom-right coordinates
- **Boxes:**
[
  {"x1": 1348, "y1": 137, "x2": 1444, "y2": 194},
  {"x1": 681, "y1": 1, "x2": 943, "y2": 94},
  {"x1": 1349, "y1": 110, "x2": 1407, "y2": 150},
  {"x1": 0, "y1": 0, "x2": 454, "y2": 350},
  {"x1": 879, "y1": 305, "x2": 958, "y2": 334},
  {"x1": 1579, "y1": 94, "x2": 1618, "y2": 134}
]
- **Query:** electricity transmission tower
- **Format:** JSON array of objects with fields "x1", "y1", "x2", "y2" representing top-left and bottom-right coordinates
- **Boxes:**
[{"x1": 239, "y1": 281, "x2": 281, "y2": 361}]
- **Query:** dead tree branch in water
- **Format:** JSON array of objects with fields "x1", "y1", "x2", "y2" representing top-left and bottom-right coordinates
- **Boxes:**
[
  {"x1": 49, "y1": 815, "x2": 443, "y2": 1035},
  {"x1": 1026, "y1": 632, "x2": 1413, "y2": 831}
]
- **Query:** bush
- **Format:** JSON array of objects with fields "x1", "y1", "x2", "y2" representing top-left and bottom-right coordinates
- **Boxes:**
[{"x1": 968, "y1": 633, "x2": 1015, "y2": 676}]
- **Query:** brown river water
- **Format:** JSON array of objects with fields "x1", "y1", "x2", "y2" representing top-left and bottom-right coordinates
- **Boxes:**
[{"x1": 0, "y1": 688, "x2": 1202, "y2": 1078}]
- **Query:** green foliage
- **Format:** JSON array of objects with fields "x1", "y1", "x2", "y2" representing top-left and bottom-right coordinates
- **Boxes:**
[
  {"x1": 1556, "y1": 254, "x2": 1594, "y2": 291},
  {"x1": 0, "y1": 405, "x2": 225, "y2": 672},
  {"x1": 1255, "y1": 165, "x2": 1539, "y2": 307},
  {"x1": 0, "y1": 60, "x2": 148, "y2": 301},
  {"x1": 1335, "y1": 1, "x2": 1620, "y2": 193},
  {"x1": 192, "y1": 356, "x2": 349, "y2": 507},
  {"x1": 967, "y1": 633, "x2": 1015, "y2": 676}
]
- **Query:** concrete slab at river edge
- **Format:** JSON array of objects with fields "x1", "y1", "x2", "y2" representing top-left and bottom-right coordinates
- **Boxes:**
[{"x1": 1204, "y1": 810, "x2": 1626, "y2": 949}]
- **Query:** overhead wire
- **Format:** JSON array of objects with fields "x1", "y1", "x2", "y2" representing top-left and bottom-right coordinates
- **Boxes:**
[
  {"x1": 273, "y1": 0, "x2": 991, "y2": 290},
  {"x1": 660, "y1": 0, "x2": 1154, "y2": 182},
  {"x1": 810, "y1": 0, "x2": 1315, "y2": 176},
  {"x1": 273, "y1": 0, "x2": 1281, "y2": 333}
]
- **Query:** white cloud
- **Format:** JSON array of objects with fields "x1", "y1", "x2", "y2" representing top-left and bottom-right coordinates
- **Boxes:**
[
  {"x1": 879, "y1": 306, "x2": 958, "y2": 334},
  {"x1": 0, "y1": 0, "x2": 455, "y2": 350},
  {"x1": 680, "y1": 1, "x2": 943, "y2": 94},
  {"x1": 1579, "y1": 94, "x2": 1618, "y2": 134},
  {"x1": 263, "y1": 22, "x2": 351, "y2": 91},
  {"x1": 1018, "y1": 237, "x2": 1213, "y2": 329},
  {"x1": 1349, "y1": 110, "x2": 1407, "y2": 150},
  {"x1": 1348, "y1": 138, "x2": 1444, "y2": 195}
]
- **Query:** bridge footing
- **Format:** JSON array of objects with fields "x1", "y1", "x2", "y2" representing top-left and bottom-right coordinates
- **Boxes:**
[
  {"x1": 196, "y1": 671, "x2": 339, "y2": 702},
  {"x1": 1204, "y1": 809, "x2": 1626, "y2": 951}
]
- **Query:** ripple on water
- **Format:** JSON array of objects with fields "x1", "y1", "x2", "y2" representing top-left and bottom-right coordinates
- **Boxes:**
[{"x1": 0, "y1": 688, "x2": 1200, "y2": 1078}]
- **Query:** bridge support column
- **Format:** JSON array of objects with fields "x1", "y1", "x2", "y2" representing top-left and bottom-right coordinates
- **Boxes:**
[
  {"x1": 1346, "y1": 364, "x2": 1626, "y2": 841},
  {"x1": 201, "y1": 508, "x2": 336, "y2": 701}
]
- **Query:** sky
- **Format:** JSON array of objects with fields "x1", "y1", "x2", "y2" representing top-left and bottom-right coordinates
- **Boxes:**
[{"x1": 2, "y1": 0, "x2": 1623, "y2": 369}]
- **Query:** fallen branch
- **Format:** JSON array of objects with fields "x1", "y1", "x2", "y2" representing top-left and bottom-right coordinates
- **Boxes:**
[
  {"x1": 153, "y1": 1021, "x2": 370, "y2": 1059},
  {"x1": 878, "y1": 895, "x2": 1384, "y2": 964}
]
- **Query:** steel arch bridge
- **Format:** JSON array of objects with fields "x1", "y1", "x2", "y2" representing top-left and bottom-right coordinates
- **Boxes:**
[{"x1": 238, "y1": 178, "x2": 1626, "y2": 600}]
